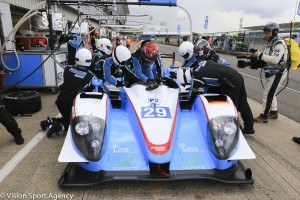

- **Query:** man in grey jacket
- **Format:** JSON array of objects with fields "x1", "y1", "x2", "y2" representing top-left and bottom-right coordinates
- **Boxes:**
[{"x1": 251, "y1": 22, "x2": 288, "y2": 123}]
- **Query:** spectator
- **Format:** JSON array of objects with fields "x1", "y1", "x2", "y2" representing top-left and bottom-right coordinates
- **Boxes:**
[
  {"x1": 126, "y1": 38, "x2": 131, "y2": 49},
  {"x1": 90, "y1": 28, "x2": 100, "y2": 51},
  {"x1": 177, "y1": 38, "x2": 180, "y2": 46}
]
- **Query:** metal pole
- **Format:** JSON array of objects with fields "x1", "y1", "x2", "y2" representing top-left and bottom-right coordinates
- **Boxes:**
[
  {"x1": 47, "y1": 0, "x2": 54, "y2": 51},
  {"x1": 177, "y1": 5, "x2": 192, "y2": 42}
]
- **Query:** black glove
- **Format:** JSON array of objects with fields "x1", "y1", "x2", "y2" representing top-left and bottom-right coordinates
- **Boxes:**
[
  {"x1": 155, "y1": 76, "x2": 163, "y2": 84},
  {"x1": 58, "y1": 34, "x2": 69, "y2": 44},
  {"x1": 237, "y1": 60, "x2": 249, "y2": 68},
  {"x1": 164, "y1": 77, "x2": 179, "y2": 88},
  {"x1": 92, "y1": 56, "x2": 100, "y2": 64},
  {"x1": 145, "y1": 79, "x2": 159, "y2": 91},
  {"x1": 169, "y1": 71, "x2": 177, "y2": 79},
  {"x1": 116, "y1": 81, "x2": 123, "y2": 87}
]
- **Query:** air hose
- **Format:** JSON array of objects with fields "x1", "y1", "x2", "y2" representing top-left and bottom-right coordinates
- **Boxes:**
[{"x1": 0, "y1": 1, "x2": 46, "y2": 72}]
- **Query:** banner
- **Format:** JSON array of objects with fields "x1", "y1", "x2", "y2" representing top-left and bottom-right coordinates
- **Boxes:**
[
  {"x1": 177, "y1": 25, "x2": 180, "y2": 33},
  {"x1": 204, "y1": 16, "x2": 208, "y2": 29},
  {"x1": 298, "y1": 1, "x2": 300, "y2": 15},
  {"x1": 139, "y1": 0, "x2": 177, "y2": 5}
]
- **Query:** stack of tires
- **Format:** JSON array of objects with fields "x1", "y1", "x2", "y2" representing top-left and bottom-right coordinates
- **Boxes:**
[{"x1": 4, "y1": 91, "x2": 41, "y2": 115}]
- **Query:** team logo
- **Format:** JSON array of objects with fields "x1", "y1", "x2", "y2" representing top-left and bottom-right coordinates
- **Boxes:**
[{"x1": 148, "y1": 98, "x2": 161, "y2": 104}]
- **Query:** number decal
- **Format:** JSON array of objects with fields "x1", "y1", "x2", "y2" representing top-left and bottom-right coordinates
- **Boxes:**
[
  {"x1": 141, "y1": 107, "x2": 171, "y2": 118},
  {"x1": 144, "y1": 107, "x2": 155, "y2": 117}
]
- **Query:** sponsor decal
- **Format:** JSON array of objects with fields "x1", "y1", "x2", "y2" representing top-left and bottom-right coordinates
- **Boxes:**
[
  {"x1": 112, "y1": 157, "x2": 139, "y2": 171},
  {"x1": 181, "y1": 156, "x2": 206, "y2": 170},
  {"x1": 113, "y1": 166, "x2": 139, "y2": 171},
  {"x1": 148, "y1": 98, "x2": 161, "y2": 104},
  {"x1": 118, "y1": 157, "x2": 134, "y2": 167},
  {"x1": 110, "y1": 144, "x2": 129, "y2": 153},
  {"x1": 178, "y1": 143, "x2": 199, "y2": 152},
  {"x1": 150, "y1": 145, "x2": 166, "y2": 152},
  {"x1": 181, "y1": 165, "x2": 206, "y2": 170}
]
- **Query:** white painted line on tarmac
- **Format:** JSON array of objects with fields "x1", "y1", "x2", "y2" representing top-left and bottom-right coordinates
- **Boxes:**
[
  {"x1": 239, "y1": 72, "x2": 300, "y2": 94},
  {"x1": 0, "y1": 130, "x2": 46, "y2": 183}
]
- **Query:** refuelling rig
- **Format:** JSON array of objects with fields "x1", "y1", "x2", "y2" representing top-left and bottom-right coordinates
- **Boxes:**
[{"x1": 0, "y1": 2, "x2": 67, "y2": 92}]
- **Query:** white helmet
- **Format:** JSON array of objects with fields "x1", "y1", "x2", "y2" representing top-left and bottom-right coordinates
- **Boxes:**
[
  {"x1": 112, "y1": 46, "x2": 131, "y2": 66},
  {"x1": 176, "y1": 67, "x2": 192, "y2": 84},
  {"x1": 96, "y1": 38, "x2": 112, "y2": 55},
  {"x1": 178, "y1": 41, "x2": 194, "y2": 60},
  {"x1": 70, "y1": 23, "x2": 80, "y2": 34},
  {"x1": 75, "y1": 48, "x2": 92, "y2": 67}
]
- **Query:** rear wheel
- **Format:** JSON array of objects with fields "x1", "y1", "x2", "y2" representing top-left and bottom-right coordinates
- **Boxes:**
[{"x1": 4, "y1": 91, "x2": 42, "y2": 115}]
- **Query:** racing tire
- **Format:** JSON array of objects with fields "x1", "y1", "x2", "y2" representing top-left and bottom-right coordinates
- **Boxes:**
[{"x1": 4, "y1": 91, "x2": 42, "y2": 115}]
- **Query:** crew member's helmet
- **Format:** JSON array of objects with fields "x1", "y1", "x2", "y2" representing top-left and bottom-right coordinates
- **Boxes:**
[
  {"x1": 178, "y1": 41, "x2": 194, "y2": 60},
  {"x1": 176, "y1": 67, "x2": 192, "y2": 84},
  {"x1": 263, "y1": 22, "x2": 279, "y2": 37},
  {"x1": 193, "y1": 39, "x2": 212, "y2": 59},
  {"x1": 112, "y1": 46, "x2": 131, "y2": 66},
  {"x1": 141, "y1": 42, "x2": 159, "y2": 63},
  {"x1": 96, "y1": 38, "x2": 112, "y2": 55},
  {"x1": 70, "y1": 23, "x2": 80, "y2": 34},
  {"x1": 75, "y1": 48, "x2": 92, "y2": 67}
]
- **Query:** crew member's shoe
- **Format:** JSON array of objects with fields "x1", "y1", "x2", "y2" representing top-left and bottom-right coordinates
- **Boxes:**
[
  {"x1": 292, "y1": 137, "x2": 300, "y2": 144},
  {"x1": 242, "y1": 128, "x2": 255, "y2": 134},
  {"x1": 40, "y1": 117, "x2": 53, "y2": 130},
  {"x1": 268, "y1": 111, "x2": 278, "y2": 119},
  {"x1": 13, "y1": 133, "x2": 24, "y2": 145},
  {"x1": 47, "y1": 122, "x2": 63, "y2": 137},
  {"x1": 254, "y1": 114, "x2": 268, "y2": 123}
]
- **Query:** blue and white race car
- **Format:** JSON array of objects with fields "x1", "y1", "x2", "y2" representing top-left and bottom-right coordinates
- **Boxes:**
[{"x1": 58, "y1": 80, "x2": 255, "y2": 187}]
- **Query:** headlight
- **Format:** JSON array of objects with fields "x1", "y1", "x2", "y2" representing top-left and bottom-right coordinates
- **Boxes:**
[
  {"x1": 75, "y1": 122, "x2": 89, "y2": 135},
  {"x1": 207, "y1": 116, "x2": 239, "y2": 160},
  {"x1": 71, "y1": 116, "x2": 105, "y2": 161}
]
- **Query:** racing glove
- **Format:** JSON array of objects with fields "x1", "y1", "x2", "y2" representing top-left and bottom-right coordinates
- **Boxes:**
[
  {"x1": 169, "y1": 71, "x2": 177, "y2": 79},
  {"x1": 155, "y1": 76, "x2": 164, "y2": 84},
  {"x1": 58, "y1": 34, "x2": 69, "y2": 44},
  {"x1": 116, "y1": 81, "x2": 123, "y2": 87},
  {"x1": 145, "y1": 79, "x2": 159, "y2": 91}
]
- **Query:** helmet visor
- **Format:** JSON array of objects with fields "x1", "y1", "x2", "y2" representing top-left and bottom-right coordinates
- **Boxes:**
[
  {"x1": 120, "y1": 60, "x2": 130, "y2": 66},
  {"x1": 75, "y1": 58, "x2": 92, "y2": 63},
  {"x1": 182, "y1": 52, "x2": 190, "y2": 59}
]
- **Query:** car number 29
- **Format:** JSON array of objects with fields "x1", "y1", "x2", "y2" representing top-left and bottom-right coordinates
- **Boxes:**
[{"x1": 141, "y1": 107, "x2": 171, "y2": 118}]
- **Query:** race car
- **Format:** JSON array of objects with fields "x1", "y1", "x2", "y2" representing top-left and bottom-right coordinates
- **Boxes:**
[{"x1": 58, "y1": 81, "x2": 255, "y2": 187}]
